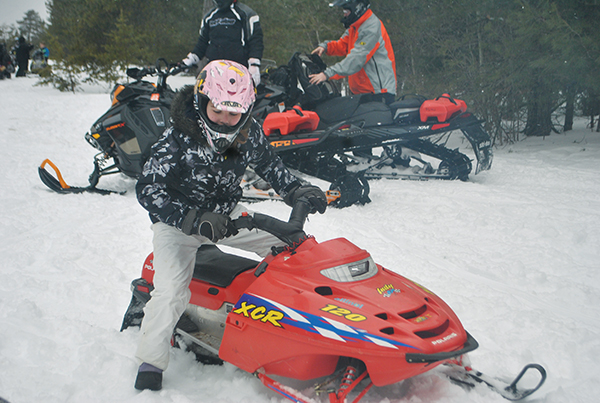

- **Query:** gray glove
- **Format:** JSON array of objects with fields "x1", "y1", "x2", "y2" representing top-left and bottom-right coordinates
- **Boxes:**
[
  {"x1": 181, "y1": 52, "x2": 200, "y2": 67},
  {"x1": 248, "y1": 58, "x2": 261, "y2": 86},
  {"x1": 284, "y1": 185, "x2": 327, "y2": 214},
  {"x1": 199, "y1": 212, "x2": 238, "y2": 242}
]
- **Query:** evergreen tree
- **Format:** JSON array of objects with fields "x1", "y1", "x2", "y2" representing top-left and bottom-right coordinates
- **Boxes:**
[
  {"x1": 43, "y1": 0, "x2": 202, "y2": 90},
  {"x1": 248, "y1": 0, "x2": 340, "y2": 65},
  {"x1": 17, "y1": 10, "x2": 46, "y2": 44}
]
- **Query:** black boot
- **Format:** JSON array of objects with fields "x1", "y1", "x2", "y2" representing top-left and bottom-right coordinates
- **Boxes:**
[{"x1": 134, "y1": 363, "x2": 163, "y2": 391}]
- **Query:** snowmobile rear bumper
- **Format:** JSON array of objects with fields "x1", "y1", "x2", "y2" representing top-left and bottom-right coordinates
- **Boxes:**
[{"x1": 405, "y1": 331, "x2": 479, "y2": 364}]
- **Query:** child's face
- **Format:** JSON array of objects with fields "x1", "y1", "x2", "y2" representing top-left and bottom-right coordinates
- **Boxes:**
[{"x1": 206, "y1": 100, "x2": 242, "y2": 127}]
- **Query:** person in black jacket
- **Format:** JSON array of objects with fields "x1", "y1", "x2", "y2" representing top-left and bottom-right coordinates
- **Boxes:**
[
  {"x1": 0, "y1": 43, "x2": 12, "y2": 79},
  {"x1": 180, "y1": 0, "x2": 264, "y2": 85},
  {"x1": 133, "y1": 60, "x2": 326, "y2": 392},
  {"x1": 14, "y1": 37, "x2": 33, "y2": 77}
]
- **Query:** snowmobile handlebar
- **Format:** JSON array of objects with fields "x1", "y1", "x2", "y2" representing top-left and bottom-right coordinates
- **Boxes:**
[
  {"x1": 233, "y1": 198, "x2": 311, "y2": 247},
  {"x1": 125, "y1": 58, "x2": 182, "y2": 88}
]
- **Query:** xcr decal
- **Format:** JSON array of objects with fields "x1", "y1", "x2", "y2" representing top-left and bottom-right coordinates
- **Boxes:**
[{"x1": 233, "y1": 301, "x2": 285, "y2": 327}]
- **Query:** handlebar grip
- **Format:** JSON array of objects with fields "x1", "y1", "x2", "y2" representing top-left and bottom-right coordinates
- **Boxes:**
[
  {"x1": 234, "y1": 214, "x2": 255, "y2": 231},
  {"x1": 230, "y1": 200, "x2": 309, "y2": 247},
  {"x1": 289, "y1": 198, "x2": 311, "y2": 227}
]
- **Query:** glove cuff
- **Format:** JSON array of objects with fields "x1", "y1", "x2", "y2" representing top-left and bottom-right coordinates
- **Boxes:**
[
  {"x1": 248, "y1": 58, "x2": 261, "y2": 67},
  {"x1": 182, "y1": 209, "x2": 199, "y2": 235},
  {"x1": 282, "y1": 181, "x2": 302, "y2": 207}
]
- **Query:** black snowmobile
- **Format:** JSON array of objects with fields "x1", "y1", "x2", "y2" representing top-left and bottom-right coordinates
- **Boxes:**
[
  {"x1": 248, "y1": 52, "x2": 493, "y2": 207},
  {"x1": 39, "y1": 58, "x2": 181, "y2": 195}
]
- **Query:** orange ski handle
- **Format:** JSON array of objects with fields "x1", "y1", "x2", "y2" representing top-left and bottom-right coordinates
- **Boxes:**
[{"x1": 40, "y1": 159, "x2": 70, "y2": 189}]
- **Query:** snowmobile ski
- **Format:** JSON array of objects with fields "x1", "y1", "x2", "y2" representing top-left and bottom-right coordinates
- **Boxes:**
[
  {"x1": 38, "y1": 158, "x2": 123, "y2": 195},
  {"x1": 443, "y1": 358, "x2": 547, "y2": 401}
]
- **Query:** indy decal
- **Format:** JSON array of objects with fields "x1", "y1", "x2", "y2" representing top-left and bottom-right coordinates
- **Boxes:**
[
  {"x1": 377, "y1": 284, "x2": 401, "y2": 297},
  {"x1": 233, "y1": 293, "x2": 420, "y2": 351}
]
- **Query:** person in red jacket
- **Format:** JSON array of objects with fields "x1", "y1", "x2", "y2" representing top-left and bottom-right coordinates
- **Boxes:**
[{"x1": 309, "y1": 0, "x2": 396, "y2": 104}]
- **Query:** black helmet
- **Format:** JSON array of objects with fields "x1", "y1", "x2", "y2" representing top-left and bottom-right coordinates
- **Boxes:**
[
  {"x1": 330, "y1": 0, "x2": 370, "y2": 28},
  {"x1": 213, "y1": 0, "x2": 234, "y2": 10}
]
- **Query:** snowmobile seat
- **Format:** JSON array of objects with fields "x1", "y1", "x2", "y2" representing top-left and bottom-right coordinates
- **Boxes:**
[
  {"x1": 193, "y1": 245, "x2": 259, "y2": 288},
  {"x1": 263, "y1": 106, "x2": 320, "y2": 136},
  {"x1": 389, "y1": 95, "x2": 426, "y2": 124},
  {"x1": 289, "y1": 52, "x2": 340, "y2": 109},
  {"x1": 315, "y1": 95, "x2": 393, "y2": 128},
  {"x1": 420, "y1": 94, "x2": 467, "y2": 123}
]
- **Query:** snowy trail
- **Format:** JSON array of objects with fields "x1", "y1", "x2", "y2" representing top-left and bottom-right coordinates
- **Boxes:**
[{"x1": 1, "y1": 76, "x2": 600, "y2": 403}]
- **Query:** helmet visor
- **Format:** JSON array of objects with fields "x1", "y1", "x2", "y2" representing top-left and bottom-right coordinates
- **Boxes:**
[{"x1": 197, "y1": 97, "x2": 252, "y2": 153}]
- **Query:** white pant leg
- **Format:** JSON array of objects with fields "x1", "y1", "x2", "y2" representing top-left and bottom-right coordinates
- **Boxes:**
[
  {"x1": 135, "y1": 222, "x2": 202, "y2": 370},
  {"x1": 135, "y1": 204, "x2": 287, "y2": 370}
]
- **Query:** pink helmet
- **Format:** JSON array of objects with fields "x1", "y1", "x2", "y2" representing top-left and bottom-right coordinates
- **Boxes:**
[{"x1": 194, "y1": 60, "x2": 256, "y2": 153}]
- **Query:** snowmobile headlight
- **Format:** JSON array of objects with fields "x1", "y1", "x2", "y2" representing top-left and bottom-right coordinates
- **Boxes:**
[{"x1": 320, "y1": 257, "x2": 377, "y2": 282}]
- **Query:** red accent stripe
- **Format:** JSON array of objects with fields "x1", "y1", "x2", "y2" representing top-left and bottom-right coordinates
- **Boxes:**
[{"x1": 292, "y1": 138, "x2": 320, "y2": 145}]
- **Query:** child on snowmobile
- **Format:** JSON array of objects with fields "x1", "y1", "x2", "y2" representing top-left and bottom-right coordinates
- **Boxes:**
[
  {"x1": 133, "y1": 59, "x2": 327, "y2": 391},
  {"x1": 309, "y1": 0, "x2": 397, "y2": 105}
]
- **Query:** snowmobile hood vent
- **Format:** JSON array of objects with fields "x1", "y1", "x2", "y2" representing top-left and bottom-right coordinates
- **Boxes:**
[{"x1": 319, "y1": 256, "x2": 377, "y2": 282}]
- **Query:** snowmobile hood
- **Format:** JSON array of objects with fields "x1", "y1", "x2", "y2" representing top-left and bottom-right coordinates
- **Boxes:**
[{"x1": 220, "y1": 237, "x2": 469, "y2": 385}]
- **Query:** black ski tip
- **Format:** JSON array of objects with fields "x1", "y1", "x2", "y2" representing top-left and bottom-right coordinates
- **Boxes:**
[
  {"x1": 38, "y1": 165, "x2": 85, "y2": 193},
  {"x1": 503, "y1": 363, "x2": 547, "y2": 401},
  {"x1": 38, "y1": 165, "x2": 124, "y2": 196}
]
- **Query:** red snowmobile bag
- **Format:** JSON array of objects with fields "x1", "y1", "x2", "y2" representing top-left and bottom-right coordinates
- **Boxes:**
[
  {"x1": 420, "y1": 94, "x2": 467, "y2": 123},
  {"x1": 263, "y1": 106, "x2": 320, "y2": 136}
]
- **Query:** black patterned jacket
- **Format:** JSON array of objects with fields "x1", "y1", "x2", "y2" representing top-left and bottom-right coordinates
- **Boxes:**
[{"x1": 136, "y1": 85, "x2": 299, "y2": 235}]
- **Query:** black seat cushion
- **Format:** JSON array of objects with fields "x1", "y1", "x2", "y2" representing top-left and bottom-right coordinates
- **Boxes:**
[{"x1": 193, "y1": 245, "x2": 259, "y2": 288}]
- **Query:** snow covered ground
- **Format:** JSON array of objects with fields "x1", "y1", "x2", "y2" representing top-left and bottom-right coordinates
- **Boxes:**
[{"x1": 1, "y1": 74, "x2": 599, "y2": 403}]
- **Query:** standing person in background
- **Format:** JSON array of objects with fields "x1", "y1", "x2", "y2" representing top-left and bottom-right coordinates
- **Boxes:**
[
  {"x1": 15, "y1": 37, "x2": 33, "y2": 77},
  {"x1": 0, "y1": 42, "x2": 12, "y2": 79},
  {"x1": 309, "y1": 0, "x2": 397, "y2": 105},
  {"x1": 180, "y1": 0, "x2": 264, "y2": 86},
  {"x1": 39, "y1": 42, "x2": 50, "y2": 63}
]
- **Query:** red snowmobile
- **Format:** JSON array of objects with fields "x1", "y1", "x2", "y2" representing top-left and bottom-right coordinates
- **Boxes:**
[{"x1": 121, "y1": 199, "x2": 545, "y2": 402}]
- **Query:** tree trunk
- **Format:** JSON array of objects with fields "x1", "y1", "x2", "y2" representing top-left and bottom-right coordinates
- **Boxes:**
[
  {"x1": 563, "y1": 85, "x2": 575, "y2": 132},
  {"x1": 524, "y1": 81, "x2": 554, "y2": 137}
]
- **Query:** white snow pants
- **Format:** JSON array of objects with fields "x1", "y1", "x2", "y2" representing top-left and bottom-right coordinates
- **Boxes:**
[{"x1": 135, "y1": 204, "x2": 285, "y2": 370}]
